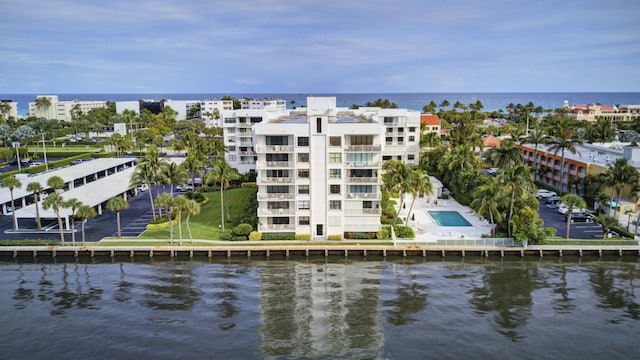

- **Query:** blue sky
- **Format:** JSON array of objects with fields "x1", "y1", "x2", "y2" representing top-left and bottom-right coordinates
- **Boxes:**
[{"x1": 1, "y1": 0, "x2": 639, "y2": 93}]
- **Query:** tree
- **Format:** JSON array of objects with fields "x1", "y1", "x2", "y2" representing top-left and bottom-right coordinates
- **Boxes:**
[
  {"x1": 76, "y1": 204, "x2": 96, "y2": 245},
  {"x1": 521, "y1": 126, "x2": 549, "y2": 180},
  {"x1": 184, "y1": 198, "x2": 201, "y2": 244},
  {"x1": 65, "y1": 198, "x2": 82, "y2": 245},
  {"x1": 106, "y1": 196, "x2": 129, "y2": 239},
  {"x1": 205, "y1": 160, "x2": 239, "y2": 231},
  {"x1": 547, "y1": 119, "x2": 582, "y2": 192},
  {"x1": 182, "y1": 154, "x2": 203, "y2": 189},
  {"x1": 130, "y1": 162, "x2": 158, "y2": 219},
  {"x1": 422, "y1": 101, "x2": 437, "y2": 113},
  {"x1": 499, "y1": 165, "x2": 534, "y2": 237},
  {"x1": 158, "y1": 161, "x2": 188, "y2": 196},
  {"x1": 487, "y1": 139, "x2": 523, "y2": 168},
  {"x1": 1, "y1": 175, "x2": 21, "y2": 231},
  {"x1": 471, "y1": 177, "x2": 504, "y2": 226},
  {"x1": 154, "y1": 192, "x2": 174, "y2": 243},
  {"x1": 34, "y1": 97, "x2": 52, "y2": 118},
  {"x1": 47, "y1": 175, "x2": 65, "y2": 191},
  {"x1": 172, "y1": 196, "x2": 189, "y2": 246},
  {"x1": 42, "y1": 193, "x2": 67, "y2": 244},
  {"x1": 382, "y1": 160, "x2": 411, "y2": 224},
  {"x1": 601, "y1": 158, "x2": 638, "y2": 217},
  {"x1": 561, "y1": 194, "x2": 586, "y2": 239},
  {"x1": 405, "y1": 167, "x2": 433, "y2": 224},
  {"x1": 26, "y1": 181, "x2": 44, "y2": 230},
  {"x1": 594, "y1": 214, "x2": 619, "y2": 239}
]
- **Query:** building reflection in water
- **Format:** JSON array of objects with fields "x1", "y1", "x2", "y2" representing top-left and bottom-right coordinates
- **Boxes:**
[{"x1": 257, "y1": 261, "x2": 383, "y2": 358}]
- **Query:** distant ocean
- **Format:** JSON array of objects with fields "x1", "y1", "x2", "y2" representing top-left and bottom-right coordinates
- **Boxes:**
[{"x1": 2, "y1": 92, "x2": 640, "y2": 116}]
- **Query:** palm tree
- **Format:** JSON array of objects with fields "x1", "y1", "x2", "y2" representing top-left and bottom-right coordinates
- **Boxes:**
[
  {"x1": 422, "y1": 101, "x2": 437, "y2": 113},
  {"x1": 382, "y1": 160, "x2": 411, "y2": 224},
  {"x1": 1, "y1": 175, "x2": 21, "y2": 231},
  {"x1": 106, "y1": 196, "x2": 129, "y2": 239},
  {"x1": 26, "y1": 181, "x2": 44, "y2": 230},
  {"x1": 487, "y1": 139, "x2": 523, "y2": 168},
  {"x1": 130, "y1": 162, "x2": 158, "y2": 219},
  {"x1": 205, "y1": 160, "x2": 239, "y2": 231},
  {"x1": 471, "y1": 177, "x2": 504, "y2": 226},
  {"x1": 499, "y1": 165, "x2": 534, "y2": 237},
  {"x1": 64, "y1": 198, "x2": 82, "y2": 245},
  {"x1": 521, "y1": 126, "x2": 549, "y2": 180},
  {"x1": 182, "y1": 154, "x2": 203, "y2": 189},
  {"x1": 594, "y1": 214, "x2": 619, "y2": 239},
  {"x1": 547, "y1": 120, "x2": 582, "y2": 192},
  {"x1": 34, "y1": 97, "x2": 52, "y2": 118},
  {"x1": 185, "y1": 198, "x2": 201, "y2": 244},
  {"x1": 154, "y1": 192, "x2": 174, "y2": 243},
  {"x1": 602, "y1": 158, "x2": 639, "y2": 217},
  {"x1": 172, "y1": 196, "x2": 189, "y2": 246},
  {"x1": 405, "y1": 167, "x2": 433, "y2": 223},
  {"x1": 76, "y1": 204, "x2": 96, "y2": 245},
  {"x1": 42, "y1": 193, "x2": 67, "y2": 244},
  {"x1": 47, "y1": 175, "x2": 65, "y2": 192},
  {"x1": 158, "y1": 161, "x2": 188, "y2": 195},
  {"x1": 561, "y1": 194, "x2": 586, "y2": 239}
]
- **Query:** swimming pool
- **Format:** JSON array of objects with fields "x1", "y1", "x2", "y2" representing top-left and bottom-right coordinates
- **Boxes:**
[{"x1": 428, "y1": 211, "x2": 472, "y2": 226}]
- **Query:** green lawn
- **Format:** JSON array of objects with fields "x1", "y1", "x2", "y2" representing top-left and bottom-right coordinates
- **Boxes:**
[{"x1": 139, "y1": 187, "x2": 257, "y2": 241}]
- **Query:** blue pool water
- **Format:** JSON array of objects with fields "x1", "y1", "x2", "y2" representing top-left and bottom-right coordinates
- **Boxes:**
[{"x1": 428, "y1": 211, "x2": 472, "y2": 226}]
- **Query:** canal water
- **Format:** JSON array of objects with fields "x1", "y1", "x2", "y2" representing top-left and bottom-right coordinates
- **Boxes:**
[{"x1": 1, "y1": 257, "x2": 639, "y2": 359}]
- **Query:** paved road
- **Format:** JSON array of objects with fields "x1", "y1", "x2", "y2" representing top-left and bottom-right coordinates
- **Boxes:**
[
  {"x1": 538, "y1": 201, "x2": 607, "y2": 239},
  {"x1": 0, "y1": 186, "x2": 159, "y2": 243}
]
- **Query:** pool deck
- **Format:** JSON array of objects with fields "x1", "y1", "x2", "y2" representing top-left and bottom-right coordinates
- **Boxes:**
[{"x1": 395, "y1": 193, "x2": 495, "y2": 241}]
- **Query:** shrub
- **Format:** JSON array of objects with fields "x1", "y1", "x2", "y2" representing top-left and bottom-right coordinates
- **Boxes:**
[
  {"x1": 393, "y1": 225, "x2": 415, "y2": 239},
  {"x1": 262, "y1": 233, "x2": 295, "y2": 240},
  {"x1": 233, "y1": 223, "x2": 253, "y2": 237},
  {"x1": 220, "y1": 230, "x2": 233, "y2": 241},
  {"x1": 441, "y1": 194, "x2": 449, "y2": 199},
  {"x1": 249, "y1": 231, "x2": 262, "y2": 241},
  {"x1": 241, "y1": 182, "x2": 257, "y2": 188},
  {"x1": 328, "y1": 234, "x2": 342, "y2": 240},
  {"x1": 149, "y1": 214, "x2": 175, "y2": 225},
  {"x1": 377, "y1": 226, "x2": 392, "y2": 240},
  {"x1": 295, "y1": 234, "x2": 311, "y2": 241}
]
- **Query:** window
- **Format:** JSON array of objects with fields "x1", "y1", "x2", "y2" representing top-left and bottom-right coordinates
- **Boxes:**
[
  {"x1": 408, "y1": 136, "x2": 415, "y2": 142},
  {"x1": 350, "y1": 135, "x2": 373, "y2": 145},
  {"x1": 329, "y1": 136, "x2": 341, "y2": 147},
  {"x1": 397, "y1": 137, "x2": 404, "y2": 144},
  {"x1": 224, "y1": 117, "x2": 236, "y2": 124},
  {"x1": 386, "y1": 137, "x2": 393, "y2": 144},
  {"x1": 267, "y1": 185, "x2": 289, "y2": 193},
  {"x1": 298, "y1": 169, "x2": 309, "y2": 178},
  {"x1": 330, "y1": 184, "x2": 341, "y2": 194},
  {"x1": 267, "y1": 153, "x2": 288, "y2": 161},
  {"x1": 329, "y1": 200, "x2": 341, "y2": 210},
  {"x1": 297, "y1": 153, "x2": 309, "y2": 162},
  {"x1": 398, "y1": 128, "x2": 404, "y2": 134},
  {"x1": 317, "y1": 118, "x2": 322, "y2": 133},
  {"x1": 228, "y1": 146, "x2": 236, "y2": 152},
  {"x1": 363, "y1": 201, "x2": 373, "y2": 209},
  {"x1": 267, "y1": 169, "x2": 289, "y2": 177},
  {"x1": 329, "y1": 153, "x2": 342, "y2": 163},
  {"x1": 228, "y1": 155, "x2": 236, "y2": 161},
  {"x1": 383, "y1": 155, "x2": 392, "y2": 161},
  {"x1": 409, "y1": 127, "x2": 416, "y2": 132},
  {"x1": 408, "y1": 154, "x2": 415, "y2": 161},
  {"x1": 299, "y1": 216, "x2": 310, "y2": 225},
  {"x1": 267, "y1": 201, "x2": 289, "y2": 209},
  {"x1": 298, "y1": 137, "x2": 309, "y2": 146},
  {"x1": 350, "y1": 185, "x2": 373, "y2": 193},
  {"x1": 266, "y1": 136, "x2": 288, "y2": 145},
  {"x1": 298, "y1": 200, "x2": 310, "y2": 210},
  {"x1": 329, "y1": 169, "x2": 341, "y2": 179},
  {"x1": 386, "y1": 127, "x2": 393, "y2": 133},
  {"x1": 384, "y1": 117, "x2": 394, "y2": 124},
  {"x1": 298, "y1": 185, "x2": 309, "y2": 194}
]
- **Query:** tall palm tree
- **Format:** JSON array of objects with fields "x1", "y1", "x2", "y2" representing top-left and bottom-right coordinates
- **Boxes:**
[
  {"x1": 1, "y1": 175, "x2": 21, "y2": 231},
  {"x1": 405, "y1": 168, "x2": 433, "y2": 224},
  {"x1": 34, "y1": 97, "x2": 52, "y2": 118},
  {"x1": 158, "y1": 161, "x2": 188, "y2": 195},
  {"x1": 64, "y1": 198, "x2": 82, "y2": 245},
  {"x1": 185, "y1": 198, "x2": 201, "y2": 244},
  {"x1": 154, "y1": 192, "x2": 174, "y2": 243},
  {"x1": 26, "y1": 181, "x2": 43, "y2": 230},
  {"x1": 487, "y1": 139, "x2": 523, "y2": 168},
  {"x1": 471, "y1": 177, "x2": 504, "y2": 226},
  {"x1": 130, "y1": 162, "x2": 158, "y2": 219},
  {"x1": 106, "y1": 196, "x2": 129, "y2": 239},
  {"x1": 561, "y1": 194, "x2": 586, "y2": 239},
  {"x1": 172, "y1": 196, "x2": 189, "y2": 246},
  {"x1": 499, "y1": 165, "x2": 534, "y2": 237},
  {"x1": 603, "y1": 158, "x2": 639, "y2": 218},
  {"x1": 42, "y1": 193, "x2": 67, "y2": 244},
  {"x1": 547, "y1": 120, "x2": 582, "y2": 192},
  {"x1": 182, "y1": 154, "x2": 203, "y2": 189},
  {"x1": 47, "y1": 175, "x2": 65, "y2": 191},
  {"x1": 521, "y1": 126, "x2": 549, "y2": 180},
  {"x1": 382, "y1": 160, "x2": 411, "y2": 224},
  {"x1": 76, "y1": 204, "x2": 96, "y2": 245},
  {"x1": 205, "y1": 160, "x2": 239, "y2": 231}
]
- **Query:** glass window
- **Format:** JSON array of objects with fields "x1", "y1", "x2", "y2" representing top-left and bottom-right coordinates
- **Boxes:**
[
  {"x1": 298, "y1": 137, "x2": 309, "y2": 146},
  {"x1": 397, "y1": 137, "x2": 404, "y2": 144},
  {"x1": 267, "y1": 185, "x2": 289, "y2": 193},
  {"x1": 299, "y1": 216, "x2": 310, "y2": 225},
  {"x1": 298, "y1": 200, "x2": 310, "y2": 210},
  {"x1": 398, "y1": 128, "x2": 404, "y2": 133},
  {"x1": 386, "y1": 137, "x2": 393, "y2": 144},
  {"x1": 329, "y1": 153, "x2": 342, "y2": 163},
  {"x1": 297, "y1": 153, "x2": 309, "y2": 162},
  {"x1": 298, "y1": 185, "x2": 309, "y2": 194},
  {"x1": 409, "y1": 136, "x2": 415, "y2": 142},
  {"x1": 329, "y1": 169, "x2": 341, "y2": 179},
  {"x1": 330, "y1": 184, "x2": 341, "y2": 194},
  {"x1": 408, "y1": 154, "x2": 415, "y2": 160},
  {"x1": 329, "y1": 136, "x2": 341, "y2": 147},
  {"x1": 409, "y1": 127, "x2": 416, "y2": 132},
  {"x1": 329, "y1": 200, "x2": 341, "y2": 210},
  {"x1": 386, "y1": 127, "x2": 393, "y2": 133},
  {"x1": 298, "y1": 169, "x2": 309, "y2": 178},
  {"x1": 266, "y1": 136, "x2": 288, "y2": 145}
]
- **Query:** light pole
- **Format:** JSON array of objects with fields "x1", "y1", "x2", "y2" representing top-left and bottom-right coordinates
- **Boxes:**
[
  {"x1": 41, "y1": 133, "x2": 48, "y2": 170},
  {"x1": 12, "y1": 141, "x2": 21, "y2": 171}
]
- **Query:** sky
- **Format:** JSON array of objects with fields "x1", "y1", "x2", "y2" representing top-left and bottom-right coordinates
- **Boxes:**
[{"x1": 1, "y1": 0, "x2": 639, "y2": 94}]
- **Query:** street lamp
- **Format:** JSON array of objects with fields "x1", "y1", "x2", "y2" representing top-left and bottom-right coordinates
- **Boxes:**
[
  {"x1": 12, "y1": 141, "x2": 21, "y2": 171},
  {"x1": 41, "y1": 133, "x2": 48, "y2": 171}
]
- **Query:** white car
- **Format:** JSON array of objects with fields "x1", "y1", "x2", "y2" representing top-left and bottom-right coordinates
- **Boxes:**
[
  {"x1": 535, "y1": 189, "x2": 557, "y2": 198},
  {"x1": 558, "y1": 205, "x2": 586, "y2": 215}
]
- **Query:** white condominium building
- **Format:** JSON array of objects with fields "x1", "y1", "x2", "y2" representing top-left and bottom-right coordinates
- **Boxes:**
[
  {"x1": 29, "y1": 95, "x2": 108, "y2": 121},
  {"x1": 253, "y1": 96, "x2": 420, "y2": 240},
  {"x1": 200, "y1": 99, "x2": 234, "y2": 127},
  {"x1": 241, "y1": 98, "x2": 287, "y2": 110},
  {"x1": 0, "y1": 100, "x2": 18, "y2": 120}
]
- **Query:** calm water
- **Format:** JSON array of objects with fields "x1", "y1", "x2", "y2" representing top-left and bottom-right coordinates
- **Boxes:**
[
  {"x1": 4, "y1": 92, "x2": 640, "y2": 115},
  {"x1": 1, "y1": 258, "x2": 639, "y2": 359}
]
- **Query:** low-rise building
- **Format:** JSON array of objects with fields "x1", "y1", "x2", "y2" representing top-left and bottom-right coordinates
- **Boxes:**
[{"x1": 29, "y1": 95, "x2": 107, "y2": 121}]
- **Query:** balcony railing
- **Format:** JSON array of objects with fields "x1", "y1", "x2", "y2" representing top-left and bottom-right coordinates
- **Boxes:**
[
  {"x1": 258, "y1": 208, "x2": 295, "y2": 216},
  {"x1": 344, "y1": 208, "x2": 382, "y2": 216},
  {"x1": 239, "y1": 151, "x2": 256, "y2": 156},
  {"x1": 346, "y1": 176, "x2": 379, "y2": 184},
  {"x1": 346, "y1": 192, "x2": 381, "y2": 199},
  {"x1": 257, "y1": 177, "x2": 294, "y2": 184},
  {"x1": 255, "y1": 145, "x2": 294, "y2": 153},
  {"x1": 345, "y1": 161, "x2": 380, "y2": 168},
  {"x1": 344, "y1": 145, "x2": 381, "y2": 152},
  {"x1": 238, "y1": 122, "x2": 253, "y2": 127},
  {"x1": 257, "y1": 161, "x2": 293, "y2": 168},
  {"x1": 260, "y1": 224, "x2": 295, "y2": 231},
  {"x1": 258, "y1": 193, "x2": 294, "y2": 200}
]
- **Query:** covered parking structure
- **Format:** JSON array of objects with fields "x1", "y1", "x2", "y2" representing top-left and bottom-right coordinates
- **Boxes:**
[
  {"x1": 0, "y1": 157, "x2": 137, "y2": 216},
  {"x1": 12, "y1": 166, "x2": 138, "y2": 230}
]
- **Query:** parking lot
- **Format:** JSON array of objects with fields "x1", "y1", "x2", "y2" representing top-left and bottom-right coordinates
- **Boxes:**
[{"x1": 538, "y1": 198, "x2": 610, "y2": 239}]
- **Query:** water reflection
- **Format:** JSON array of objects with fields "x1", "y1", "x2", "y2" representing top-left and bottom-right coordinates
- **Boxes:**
[
  {"x1": 589, "y1": 263, "x2": 640, "y2": 321},
  {"x1": 382, "y1": 263, "x2": 429, "y2": 326},
  {"x1": 139, "y1": 261, "x2": 202, "y2": 311}
]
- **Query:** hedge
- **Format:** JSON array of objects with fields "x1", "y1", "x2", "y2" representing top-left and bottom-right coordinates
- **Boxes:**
[
  {"x1": 241, "y1": 182, "x2": 257, "y2": 188},
  {"x1": 146, "y1": 219, "x2": 178, "y2": 230},
  {"x1": 295, "y1": 234, "x2": 311, "y2": 241},
  {"x1": 328, "y1": 234, "x2": 342, "y2": 240},
  {"x1": 249, "y1": 231, "x2": 262, "y2": 241},
  {"x1": 262, "y1": 233, "x2": 295, "y2": 240}
]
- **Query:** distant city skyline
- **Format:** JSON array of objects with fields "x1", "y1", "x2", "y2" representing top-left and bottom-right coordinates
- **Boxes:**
[{"x1": 1, "y1": 0, "x2": 639, "y2": 94}]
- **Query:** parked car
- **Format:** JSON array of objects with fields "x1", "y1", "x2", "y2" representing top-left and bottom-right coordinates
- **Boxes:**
[
  {"x1": 176, "y1": 185, "x2": 194, "y2": 192},
  {"x1": 28, "y1": 161, "x2": 44, "y2": 167},
  {"x1": 545, "y1": 195, "x2": 561, "y2": 204},
  {"x1": 535, "y1": 189, "x2": 557, "y2": 198},
  {"x1": 564, "y1": 212, "x2": 594, "y2": 223}
]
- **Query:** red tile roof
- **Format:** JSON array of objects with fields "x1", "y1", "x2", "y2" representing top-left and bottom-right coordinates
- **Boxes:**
[{"x1": 421, "y1": 114, "x2": 440, "y2": 126}]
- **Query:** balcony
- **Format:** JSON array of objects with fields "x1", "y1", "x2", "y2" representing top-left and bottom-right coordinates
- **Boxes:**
[
  {"x1": 344, "y1": 208, "x2": 382, "y2": 216},
  {"x1": 239, "y1": 150, "x2": 255, "y2": 156},
  {"x1": 346, "y1": 176, "x2": 379, "y2": 184},
  {"x1": 346, "y1": 192, "x2": 381, "y2": 199},
  {"x1": 345, "y1": 161, "x2": 380, "y2": 168},
  {"x1": 344, "y1": 145, "x2": 381, "y2": 152},
  {"x1": 237, "y1": 122, "x2": 253, "y2": 128},
  {"x1": 257, "y1": 161, "x2": 293, "y2": 168},
  {"x1": 258, "y1": 193, "x2": 294, "y2": 200},
  {"x1": 260, "y1": 224, "x2": 295, "y2": 231},
  {"x1": 255, "y1": 145, "x2": 294, "y2": 153},
  {"x1": 257, "y1": 177, "x2": 294, "y2": 184},
  {"x1": 258, "y1": 208, "x2": 295, "y2": 216}
]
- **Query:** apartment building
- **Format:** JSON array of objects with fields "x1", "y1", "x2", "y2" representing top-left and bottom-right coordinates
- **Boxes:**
[
  {"x1": 200, "y1": 99, "x2": 234, "y2": 127},
  {"x1": 253, "y1": 96, "x2": 420, "y2": 239},
  {"x1": 563, "y1": 101, "x2": 640, "y2": 122},
  {"x1": 29, "y1": 95, "x2": 107, "y2": 121},
  {"x1": 0, "y1": 100, "x2": 18, "y2": 120},
  {"x1": 240, "y1": 98, "x2": 287, "y2": 110}
]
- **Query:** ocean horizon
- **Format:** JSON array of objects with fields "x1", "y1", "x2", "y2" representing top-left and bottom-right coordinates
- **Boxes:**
[{"x1": 3, "y1": 92, "x2": 640, "y2": 116}]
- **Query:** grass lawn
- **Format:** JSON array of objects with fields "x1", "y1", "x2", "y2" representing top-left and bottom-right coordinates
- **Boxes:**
[
  {"x1": 28, "y1": 144, "x2": 103, "y2": 153},
  {"x1": 139, "y1": 187, "x2": 257, "y2": 241}
]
